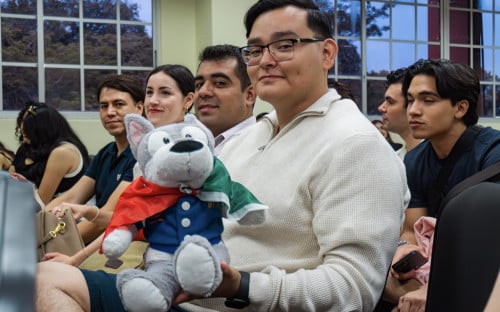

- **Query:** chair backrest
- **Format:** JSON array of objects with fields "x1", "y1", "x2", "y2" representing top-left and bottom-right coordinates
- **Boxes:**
[
  {"x1": 0, "y1": 171, "x2": 39, "y2": 312},
  {"x1": 426, "y1": 182, "x2": 500, "y2": 311}
]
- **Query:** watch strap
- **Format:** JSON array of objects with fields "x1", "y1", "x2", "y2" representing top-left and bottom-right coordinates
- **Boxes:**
[{"x1": 224, "y1": 271, "x2": 250, "y2": 309}]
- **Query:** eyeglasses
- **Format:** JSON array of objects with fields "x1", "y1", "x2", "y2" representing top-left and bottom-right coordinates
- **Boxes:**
[{"x1": 240, "y1": 38, "x2": 325, "y2": 66}]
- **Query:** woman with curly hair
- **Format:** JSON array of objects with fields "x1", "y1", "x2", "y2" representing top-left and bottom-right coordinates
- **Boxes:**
[{"x1": 11, "y1": 101, "x2": 90, "y2": 204}]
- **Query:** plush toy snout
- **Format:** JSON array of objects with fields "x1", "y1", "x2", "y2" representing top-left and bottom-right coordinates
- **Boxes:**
[{"x1": 170, "y1": 139, "x2": 203, "y2": 153}]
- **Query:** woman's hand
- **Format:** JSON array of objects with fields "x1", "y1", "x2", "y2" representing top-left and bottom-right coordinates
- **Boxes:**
[
  {"x1": 51, "y1": 202, "x2": 95, "y2": 221},
  {"x1": 10, "y1": 172, "x2": 27, "y2": 181},
  {"x1": 42, "y1": 252, "x2": 75, "y2": 265},
  {"x1": 391, "y1": 283, "x2": 428, "y2": 312}
]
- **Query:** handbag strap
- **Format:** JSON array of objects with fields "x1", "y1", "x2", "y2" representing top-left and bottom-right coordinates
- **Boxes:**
[
  {"x1": 427, "y1": 125, "x2": 482, "y2": 216},
  {"x1": 440, "y1": 161, "x2": 500, "y2": 210}
]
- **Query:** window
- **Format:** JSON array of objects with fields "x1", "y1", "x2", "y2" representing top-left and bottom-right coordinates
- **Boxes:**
[
  {"x1": 318, "y1": 0, "x2": 500, "y2": 118},
  {"x1": 0, "y1": 0, "x2": 154, "y2": 113}
]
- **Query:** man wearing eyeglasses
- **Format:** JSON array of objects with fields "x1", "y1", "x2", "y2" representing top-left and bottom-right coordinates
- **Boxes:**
[
  {"x1": 34, "y1": 1, "x2": 408, "y2": 311},
  {"x1": 180, "y1": 1, "x2": 409, "y2": 311}
]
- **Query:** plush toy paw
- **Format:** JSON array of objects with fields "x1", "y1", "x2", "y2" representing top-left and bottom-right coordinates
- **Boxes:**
[
  {"x1": 119, "y1": 277, "x2": 168, "y2": 312},
  {"x1": 174, "y1": 235, "x2": 222, "y2": 296},
  {"x1": 102, "y1": 227, "x2": 133, "y2": 259}
]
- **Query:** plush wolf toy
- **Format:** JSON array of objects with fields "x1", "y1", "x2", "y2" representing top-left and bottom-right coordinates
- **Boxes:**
[{"x1": 101, "y1": 113, "x2": 267, "y2": 312}]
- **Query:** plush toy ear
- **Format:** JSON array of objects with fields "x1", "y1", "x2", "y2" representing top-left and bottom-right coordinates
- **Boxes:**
[
  {"x1": 125, "y1": 114, "x2": 154, "y2": 158},
  {"x1": 184, "y1": 113, "x2": 215, "y2": 152}
]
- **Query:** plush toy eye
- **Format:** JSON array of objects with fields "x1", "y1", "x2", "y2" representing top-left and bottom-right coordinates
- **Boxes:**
[
  {"x1": 181, "y1": 126, "x2": 207, "y2": 143},
  {"x1": 148, "y1": 131, "x2": 173, "y2": 154}
]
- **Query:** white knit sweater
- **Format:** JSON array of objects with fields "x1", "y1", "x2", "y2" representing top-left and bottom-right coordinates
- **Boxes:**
[{"x1": 182, "y1": 89, "x2": 409, "y2": 311}]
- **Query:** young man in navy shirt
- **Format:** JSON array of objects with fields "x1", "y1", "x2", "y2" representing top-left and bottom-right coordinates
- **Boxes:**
[
  {"x1": 390, "y1": 59, "x2": 500, "y2": 311},
  {"x1": 44, "y1": 74, "x2": 144, "y2": 244}
]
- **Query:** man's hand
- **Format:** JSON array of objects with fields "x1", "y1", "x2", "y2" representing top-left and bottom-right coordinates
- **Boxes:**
[
  {"x1": 391, "y1": 283, "x2": 428, "y2": 312},
  {"x1": 391, "y1": 243, "x2": 427, "y2": 281},
  {"x1": 171, "y1": 261, "x2": 242, "y2": 306}
]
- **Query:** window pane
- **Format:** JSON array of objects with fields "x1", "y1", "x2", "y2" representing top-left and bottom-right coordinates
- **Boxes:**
[
  {"x1": 417, "y1": 6, "x2": 429, "y2": 41},
  {"x1": 335, "y1": 0, "x2": 361, "y2": 37},
  {"x1": 450, "y1": 10, "x2": 470, "y2": 44},
  {"x1": 122, "y1": 69, "x2": 151, "y2": 87},
  {"x1": 2, "y1": 66, "x2": 38, "y2": 110},
  {"x1": 120, "y1": 0, "x2": 152, "y2": 22},
  {"x1": 450, "y1": 0, "x2": 469, "y2": 8},
  {"x1": 83, "y1": 0, "x2": 116, "y2": 19},
  {"x1": 479, "y1": 84, "x2": 493, "y2": 117},
  {"x1": 495, "y1": 14, "x2": 500, "y2": 47},
  {"x1": 339, "y1": 78, "x2": 361, "y2": 107},
  {"x1": 44, "y1": 0, "x2": 79, "y2": 18},
  {"x1": 450, "y1": 46, "x2": 469, "y2": 65},
  {"x1": 367, "y1": 40, "x2": 389, "y2": 75},
  {"x1": 0, "y1": 0, "x2": 36, "y2": 14},
  {"x1": 367, "y1": 79, "x2": 385, "y2": 115},
  {"x1": 46, "y1": 68, "x2": 81, "y2": 110},
  {"x1": 121, "y1": 25, "x2": 153, "y2": 67},
  {"x1": 496, "y1": 86, "x2": 500, "y2": 117},
  {"x1": 428, "y1": 44, "x2": 441, "y2": 59},
  {"x1": 2, "y1": 18, "x2": 37, "y2": 62},
  {"x1": 84, "y1": 23, "x2": 117, "y2": 65},
  {"x1": 338, "y1": 39, "x2": 361, "y2": 75},
  {"x1": 474, "y1": 12, "x2": 493, "y2": 46},
  {"x1": 366, "y1": 1, "x2": 390, "y2": 39},
  {"x1": 496, "y1": 49, "x2": 500, "y2": 79},
  {"x1": 418, "y1": 44, "x2": 428, "y2": 59},
  {"x1": 473, "y1": 48, "x2": 493, "y2": 81},
  {"x1": 45, "y1": 21, "x2": 80, "y2": 64},
  {"x1": 477, "y1": 0, "x2": 493, "y2": 10},
  {"x1": 418, "y1": 0, "x2": 440, "y2": 4},
  {"x1": 392, "y1": 4, "x2": 415, "y2": 40},
  {"x1": 393, "y1": 42, "x2": 415, "y2": 69},
  {"x1": 84, "y1": 70, "x2": 117, "y2": 111},
  {"x1": 418, "y1": 6, "x2": 440, "y2": 41}
]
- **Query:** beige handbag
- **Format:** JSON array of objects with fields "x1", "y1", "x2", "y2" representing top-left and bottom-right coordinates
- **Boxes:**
[
  {"x1": 36, "y1": 208, "x2": 85, "y2": 261},
  {"x1": 79, "y1": 240, "x2": 148, "y2": 273}
]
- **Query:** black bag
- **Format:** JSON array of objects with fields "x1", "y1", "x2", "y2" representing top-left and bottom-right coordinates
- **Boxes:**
[{"x1": 0, "y1": 171, "x2": 39, "y2": 311}]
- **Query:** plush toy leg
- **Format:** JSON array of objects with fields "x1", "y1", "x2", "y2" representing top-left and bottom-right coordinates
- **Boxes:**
[
  {"x1": 174, "y1": 235, "x2": 229, "y2": 297},
  {"x1": 117, "y1": 261, "x2": 179, "y2": 312}
]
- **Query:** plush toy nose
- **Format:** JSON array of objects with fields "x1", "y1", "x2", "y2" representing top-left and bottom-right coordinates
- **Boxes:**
[{"x1": 170, "y1": 140, "x2": 203, "y2": 153}]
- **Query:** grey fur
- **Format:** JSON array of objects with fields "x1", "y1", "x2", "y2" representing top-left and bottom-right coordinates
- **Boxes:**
[{"x1": 104, "y1": 114, "x2": 227, "y2": 312}]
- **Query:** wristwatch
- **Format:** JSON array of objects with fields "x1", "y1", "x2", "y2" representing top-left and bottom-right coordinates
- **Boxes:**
[{"x1": 224, "y1": 271, "x2": 250, "y2": 309}]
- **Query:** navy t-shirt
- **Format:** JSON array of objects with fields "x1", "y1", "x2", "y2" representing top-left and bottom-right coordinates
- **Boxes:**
[
  {"x1": 85, "y1": 142, "x2": 136, "y2": 207},
  {"x1": 404, "y1": 126, "x2": 500, "y2": 217}
]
